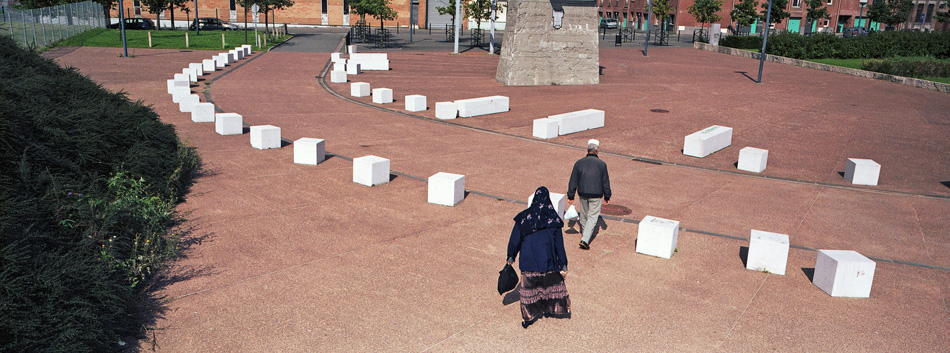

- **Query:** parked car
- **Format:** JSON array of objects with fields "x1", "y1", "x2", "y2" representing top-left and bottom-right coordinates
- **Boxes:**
[
  {"x1": 189, "y1": 17, "x2": 238, "y2": 31},
  {"x1": 842, "y1": 27, "x2": 869, "y2": 38},
  {"x1": 108, "y1": 18, "x2": 156, "y2": 30},
  {"x1": 600, "y1": 18, "x2": 619, "y2": 29}
]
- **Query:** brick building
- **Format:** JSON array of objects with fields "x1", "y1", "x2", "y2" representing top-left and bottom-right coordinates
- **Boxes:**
[
  {"x1": 112, "y1": 0, "x2": 434, "y2": 28},
  {"x1": 597, "y1": 0, "x2": 948, "y2": 34}
]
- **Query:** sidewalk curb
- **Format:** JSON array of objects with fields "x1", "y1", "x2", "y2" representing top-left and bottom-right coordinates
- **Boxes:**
[{"x1": 694, "y1": 42, "x2": 950, "y2": 94}]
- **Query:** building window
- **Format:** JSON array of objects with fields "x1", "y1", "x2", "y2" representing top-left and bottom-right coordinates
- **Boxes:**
[
  {"x1": 229, "y1": 0, "x2": 236, "y2": 11},
  {"x1": 826, "y1": 0, "x2": 832, "y2": 5},
  {"x1": 343, "y1": 0, "x2": 349, "y2": 14},
  {"x1": 792, "y1": 0, "x2": 802, "y2": 8},
  {"x1": 322, "y1": 0, "x2": 328, "y2": 14}
]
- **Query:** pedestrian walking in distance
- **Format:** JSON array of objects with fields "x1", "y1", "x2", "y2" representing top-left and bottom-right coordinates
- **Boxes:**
[
  {"x1": 567, "y1": 139, "x2": 611, "y2": 250},
  {"x1": 507, "y1": 186, "x2": 571, "y2": 328}
]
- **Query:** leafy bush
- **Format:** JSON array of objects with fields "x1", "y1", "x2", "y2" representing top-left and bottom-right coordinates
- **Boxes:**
[
  {"x1": 862, "y1": 57, "x2": 950, "y2": 78},
  {"x1": 761, "y1": 30, "x2": 950, "y2": 59},
  {"x1": 720, "y1": 34, "x2": 763, "y2": 50},
  {"x1": 0, "y1": 34, "x2": 199, "y2": 351}
]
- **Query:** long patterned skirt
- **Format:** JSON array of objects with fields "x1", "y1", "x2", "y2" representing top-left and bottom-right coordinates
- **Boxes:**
[{"x1": 519, "y1": 271, "x2": 571, "y2": 322}]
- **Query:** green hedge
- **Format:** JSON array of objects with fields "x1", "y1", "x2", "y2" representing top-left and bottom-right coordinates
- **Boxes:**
[
  {"x1": 0, "y1": 35, "x2": 199, "y2": 352},
  {"x1": 721, "y1": 31, "x2": 950, "y2": 60},
  {"x1": 862, "y1": 57, "x2": 950, "y2": 78}
]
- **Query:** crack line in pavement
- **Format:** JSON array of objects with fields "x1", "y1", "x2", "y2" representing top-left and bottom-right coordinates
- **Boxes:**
[
  {"x1": 716, "y1": 273, "x2": 768, "y2": 350},
  {"x1": 314, "y1": 53, "x2": 950, "y2": 201},
  {"x1": 196, "y1": 40, "x2": 950, "y2": 276}
]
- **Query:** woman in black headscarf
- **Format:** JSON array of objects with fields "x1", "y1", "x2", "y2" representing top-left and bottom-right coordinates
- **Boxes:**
[{"x1": 507, "y1": 186, "x2": 571, "y2": 328}]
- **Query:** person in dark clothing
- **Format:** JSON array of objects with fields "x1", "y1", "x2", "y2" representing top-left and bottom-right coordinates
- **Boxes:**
[
  {"x1": 507, "y1": 186, "x2": 571, "y2": 328},
  {"x1": 567, "y1": 139, "x2": 611, "y2": 250}
]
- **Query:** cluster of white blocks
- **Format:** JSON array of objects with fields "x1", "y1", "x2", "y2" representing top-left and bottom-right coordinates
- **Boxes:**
[
  {"x1": 635, "y1": 216, "x2": 680, "y2": 259},
  {"x1": 684, "y1": 125, "x2": 733, "y2": 158},
  {"x1": 428, "y1": 172, "x2": 465, "y2": 206},
  {"x1": 533, "y1": 109, "x2": 605, "y2": 139},
  {"x1": 455, "y1": 96, "x2": 510, "y2": 118}
]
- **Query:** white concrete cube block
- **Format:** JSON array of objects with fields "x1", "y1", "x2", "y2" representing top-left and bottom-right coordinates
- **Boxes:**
[
  {"x1": 227, "y1": 51, "x2": 237, "y2": 63},
  {"x1": 178, "y1": 94, "x2": 200, "y2": 113},
  {"x1": 331, "y1": 52, "x2": 343, "y2": 61},
  {"x1": 684, "y1": 125, "x2": 733, "y2": 158},
  {"x1": 333, "y1": 61, "x2": 346, "y2": 72},
  {"x1": 351, "y1": 82, "x2": 371, "y2": 97},
  {"x1": 241, "y1": 44, "x2": 252, "y2": 56},
  {"x1": 293, "y1": 138, "x2": 326, "y2": 165},
  {"x1": 189, "y1": 63, "x2": 204, "y2": 77},
  {"x1": 173, "y1": 73, "x2": 189, "y2": 82},
  {"x1": 813, "y1": 250, "x2": 876, "y2": 298},
  {"x1": 746, "y1": 230, "x2": 789, "y2": 275},
  {"x1": 233, "y1": 48, "x2": 245, "y2": 60},
  {"x1": 527, "y1": 192, "x2": 567, "y2": 220},
  {"x1": 215, "y1": 113, "x2": 243, "y2": 135},
  {"x1": 215, "y1": 53, "x2": 228, "y2": 68},
  {"x1": 183, "y1": 68, "x2": 198, "y2": 83},
  {"x1": 166, "y1": 79, "x2": 177, "y2": 94},
  {"x1": 346, "y1": 62, "x2": 361, "y2": 75},
  {"x1": 435, "y1": 102, "x2": 458, "y2": 120},
  {"x1": 428, "y1": 172, "x2": 465, "y2": 206},
  {"x1": 405, "y1": 95, "x2": 427, "y2": 112},
  {"x1": 548, "y1": 109, "x2": 605, "y2": 135},
  {"x1": 171, "y1": 86, "x2": 191, "y2": 103},
  {"x1": 330, "y1": 70, "x2": 347, "y2": 83},
  {"x1": 348, "y1": 44, "x2": 357, "y2": 54},
  {"x1": 191, "y1": 102, "x2": 215, "y2": 123},
  {"x1": 738, "y1": 147, "x2": 769, "y2": 173},
  {"x1": 221, "y1": 52, "x2": 234, "y2": 64},
  {"x1": 455, "y1": 96, "x2": 509, "y2": 118},
  {"x1": 533, "y1": 118, "x2": 559, "y2": 139},
  {"x1": 348, "y1": 53, "x2": 389, "y2": 70},
  {"x1": 250, "y1": 125, "x2": 281, "y2": 150},
  {"x1": 845, "y1": 158, "x2": 880, "y2": 186},
  {"x1": 635, "y1": 216, "x2": 680, "y2": 259},
  {"x1": 372, "y1": 88, "x2": 393, "y2": 104},
  {"x1": 353, "y1": 155, "x2": 390, "y2": 186},
  {"x1": 202, "y1": 59, "x2": 217, "y2": 72}
]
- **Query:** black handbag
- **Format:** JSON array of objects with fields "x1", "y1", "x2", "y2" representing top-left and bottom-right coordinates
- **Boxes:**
[{"x1": 497, "y1": 264, "x2": 519, "y2": 295}]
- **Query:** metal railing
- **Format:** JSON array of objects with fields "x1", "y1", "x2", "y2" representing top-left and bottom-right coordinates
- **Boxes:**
[{"x1": 1, "y1": 1, "x2": 106, "y2": 49}]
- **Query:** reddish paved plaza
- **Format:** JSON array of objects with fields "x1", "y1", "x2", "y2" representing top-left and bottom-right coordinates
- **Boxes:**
[{"x1": 52, "y1": 40, "x2": 949, "y2": 352}]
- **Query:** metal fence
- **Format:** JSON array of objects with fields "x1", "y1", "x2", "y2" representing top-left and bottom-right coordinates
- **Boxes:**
[{"x1": 1, "y1": 1, "x2": 106, "y2": 49}]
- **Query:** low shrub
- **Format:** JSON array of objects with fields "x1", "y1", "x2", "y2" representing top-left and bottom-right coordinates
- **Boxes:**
[
  {"x1": 720, "y1": 34, "x2": 763, "y2": 50},
  {"x1": 761, "y1": 30, "x2": 950, "y2": 59},
  {"x1": 0, "y1": 33, "x2": 199, "y2": 351},
  {"x1": 862, "y1": 57, "x2": 950, "y2": 78}
]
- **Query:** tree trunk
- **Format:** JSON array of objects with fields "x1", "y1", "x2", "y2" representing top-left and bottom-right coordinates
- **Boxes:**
[
  {"x1": 170, "y1": 6, "x2": 175, "y2": 29},
  {"x1": 156, "y1": 12, "x2": 161, "y2": 30}
]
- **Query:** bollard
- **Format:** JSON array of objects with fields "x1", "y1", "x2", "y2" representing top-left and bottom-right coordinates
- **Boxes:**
[
  {"x1": 256, "y1": 33, "x2": 261, "y2": 48},
  {"x1": 222, "y1": 32, "x2": 225, "y2": 48},
  {"x1": 185, "y1": 32, "x2": 189, "y2": 47},
  {"x1": 148, "y1": 31, "x2": 152, "y2": 47}
]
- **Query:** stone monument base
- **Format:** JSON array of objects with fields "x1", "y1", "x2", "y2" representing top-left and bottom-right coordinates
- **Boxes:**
[{"x1": 495, "y1": 0, "x2": 599, "y2": 86}]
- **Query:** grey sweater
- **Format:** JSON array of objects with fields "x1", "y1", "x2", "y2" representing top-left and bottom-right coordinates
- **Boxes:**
[{"x1": 567, "y1": 153, "x2": 611, "y2": 201}]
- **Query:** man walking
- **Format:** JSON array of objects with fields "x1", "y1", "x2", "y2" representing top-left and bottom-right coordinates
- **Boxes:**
[{"x1": 567, "y1": 139, "x2": 611, "y2": 250}]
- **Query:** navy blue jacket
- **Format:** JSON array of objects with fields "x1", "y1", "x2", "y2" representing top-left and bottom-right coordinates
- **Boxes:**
[{"x1": 507, "y1": 225, "x2": 568, "y2": 273}]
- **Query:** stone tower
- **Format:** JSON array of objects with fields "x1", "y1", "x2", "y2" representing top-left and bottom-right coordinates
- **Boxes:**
[{"x1": 495, "y1": 0, "x2": 599, "y2": 86}]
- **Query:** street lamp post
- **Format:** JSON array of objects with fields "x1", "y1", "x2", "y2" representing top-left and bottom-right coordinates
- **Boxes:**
[{"x1": 858, "y1": 0, "x2": 867, "y2": 30}]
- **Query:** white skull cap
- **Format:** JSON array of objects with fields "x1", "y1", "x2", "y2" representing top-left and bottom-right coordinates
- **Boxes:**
[{"x1": 588, "y1": 139, "x2": 600, "y2": 147}]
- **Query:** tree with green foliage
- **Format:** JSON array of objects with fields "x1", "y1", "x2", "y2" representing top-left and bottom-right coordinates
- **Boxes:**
[
  {"x1": 760, "y1": 0, "x2": 790, "y2": 27},
  {"x1": 251, "y1": 0, "x2": 295, "y2": 36},
  {"x1": 688, "y1": 0, "x2": 723, "y2": 35},
  {"x1": 937, "y1": 0, "x2": 950, "y2": 24},
  {"x1": 141, "y1": 0, "x2": 169, "y2": 29},
  {"x1": 652, "y1": 0, "x2": 675, "y2": 31},
  {"x1": 436, "y1": 0, "x2": 461, "y2": 24},
  {"x1": 166, "y1": 0, "x2": 188, "y2": 29},
  {"x1": 464, "y1": 0, "x2": 504, "y2": 31},
  {"x1": 804, "y1": 0, "x2": 830, "y2": 33},
  {"x1": 730, "y1": 0, "x2": 759, "y2": 34},
  {"x1": 349, "y1": 0, "x2": 397, "y2": 29},
  {"x1": 867, "y1": 0, "x2": 914, "y2": 29}
]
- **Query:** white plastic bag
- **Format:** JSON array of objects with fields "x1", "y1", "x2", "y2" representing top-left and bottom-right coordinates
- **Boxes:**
[{"x1": 563, "y1": 205, "x2": 579, "y2": 220}]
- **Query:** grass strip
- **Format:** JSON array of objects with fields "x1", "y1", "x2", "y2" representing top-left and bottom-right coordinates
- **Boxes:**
[{"x1": 58, "y1": 28, "x2": 290, "y2": 51}]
